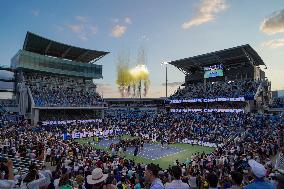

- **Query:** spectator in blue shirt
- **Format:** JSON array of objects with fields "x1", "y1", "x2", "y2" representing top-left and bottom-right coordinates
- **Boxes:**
[
  {"x1": 134, "y1": 177, "x2": 142, "y2": 189},
  {"x1": 244, "y1": 159, "x2": 276, "y2": 189},
  {"x1": 145, "y1": 163, "x2": 164, "y2": 189}
]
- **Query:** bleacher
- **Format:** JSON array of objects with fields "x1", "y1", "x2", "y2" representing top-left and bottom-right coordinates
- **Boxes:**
[
  {"x1": 0, "y1": 154, "x2": 44, "y2": 175},
  {"x1": 24, "y1": 72, "x2": 103, "y2": 107},
  {"x1": 0, "y1": 99, "x2": 22, "y2": 126},
  {"x1": 171, "y1": 80, "x2": 260, "y2": 100}
]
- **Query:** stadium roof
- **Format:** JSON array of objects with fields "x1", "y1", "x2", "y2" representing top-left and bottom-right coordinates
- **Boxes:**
[
  {"x1": 23, "y1": 32, "x2": 109, "y2": 63},
  {"x1": 169, "y1": 44, "x2": 265, "y2": 74}
]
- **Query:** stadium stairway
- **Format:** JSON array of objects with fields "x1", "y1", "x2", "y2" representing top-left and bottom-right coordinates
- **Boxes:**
[
  {"x1": 254, "y1": 81, "x2": 264, "y2": 100},
  {"x1": 0, "y1": 153, "x2": 44, "y2": 175}
]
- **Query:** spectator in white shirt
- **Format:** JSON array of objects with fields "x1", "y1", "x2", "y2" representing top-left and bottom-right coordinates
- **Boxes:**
[
  {"x1": 20, "y1": 163, "x2": 46, "y2": 189},
  {"x1": 165, "y1": 166, "x2": 189, "y2": 189},
  {"x1": 46, "y1": 147, "x2": 52, "y2": 162},
  {"x1": 275, "y1": 145, "x2": 284, "y2": 174},
  {"x1": 188, "y1": 172, "x2": 197, "y2": 189},
  {"x1": 39, "y1": 166, "x2": 52, "y2": 188}
]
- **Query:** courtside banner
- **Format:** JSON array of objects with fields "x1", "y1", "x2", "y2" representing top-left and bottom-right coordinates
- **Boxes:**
[
  {"x1": 170, "y1": 97, "x2": 245, "y2": 103},
  {"x1": 61, "y1": 129, "x2": 123, "y2": 140},
  {"x1": 42, "y1": 119, "x2": 102, "y2": 126},
  {"x1": 170, "y1": 109, "x2": 244, "y2": 113}
]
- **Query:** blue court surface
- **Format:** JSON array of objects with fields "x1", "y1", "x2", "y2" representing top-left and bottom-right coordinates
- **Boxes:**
[{"x1": 95, "y1": 139, "x2": 185, "y2": 160}]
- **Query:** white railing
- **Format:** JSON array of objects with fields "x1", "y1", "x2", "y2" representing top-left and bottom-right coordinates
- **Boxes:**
[{"x1": 254, "y1": 81, "x2": 264, "y2": 100}]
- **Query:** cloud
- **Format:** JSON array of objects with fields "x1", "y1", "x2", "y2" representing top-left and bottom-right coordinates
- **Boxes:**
[
  {"x1": 65, "y1": 16, "x2": 99, "y2": 41},
  {"x1": 124, "y1": 17, "x2": 132, "y2": 24},
  {"x1": 109, "y1": 17, "x2": 131, "y2": 38},
  {"x1": 66, "y1": 24, "x2": 84, "y2": 33},
  {"x1": 111, "y1": 18, "x2": 120, "y2": 23},
  {"x1": 78, "y1": 35, "x2": 88, "y2": 42},
  {"x1": 262, "y1": 38, "x2": 284, "y2": 48},
  {"x1": 260, "y1": 9, "x2": 284, "y2": 35},
  {"x1": 89, "y1": 25, "x2": 98, "y2": 35},
  {"x1": 95, "y1": 83, "x2": 180, "y2": 98},
  {"x1": 30, "y1": 9, "x2": 39, "y2": 16},
  {"x1": 161, "y1": 82, "x2": 184, "y2": 87},
  {"x1": 146, "y1": 85, "x2": 181, "y2": 98},
  {"x1": 75, "y1": 16, "x2": 88, "y2": 23},
  {"x1": 111, "y1": 25, "x2": 127, "y2": 37},
  {"x1": 95, "y1": 83, "x2": 121, "y2": 98},
  {"x1": 139, "y1": 35, "x2": 149, "y2": 41},
  {"x1": 182, "y1": 0, "x2": 228, "y2": 29},
  {"x1": 57, "y1": 26, "x2": 64, "y2": 32},
  {"x1": 96, "y1": 83, "x2": 113, "y2": 92}
]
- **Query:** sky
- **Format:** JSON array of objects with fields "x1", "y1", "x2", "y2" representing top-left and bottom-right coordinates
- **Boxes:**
[{"x1": 0, "y1": 0, "x2": 284, "y2": 98}]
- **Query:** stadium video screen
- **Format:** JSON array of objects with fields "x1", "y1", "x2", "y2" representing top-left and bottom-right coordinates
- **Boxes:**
[{"x1": 204, "y1": 64, "x2": 224, "y2": 78}]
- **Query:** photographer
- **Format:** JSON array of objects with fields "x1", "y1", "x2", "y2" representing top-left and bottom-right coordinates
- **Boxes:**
[{"x1": 0, "y1": 159, "x2": 15, "y2": 189}]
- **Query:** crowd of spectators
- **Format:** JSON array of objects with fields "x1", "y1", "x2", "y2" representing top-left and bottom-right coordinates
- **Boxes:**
[
  {"x1": 169, "y1": 102, "x2": 247, "y2": 110},
  {"x1": 0, "y1": 112, "x2": 23, "y2": 126},
  {"x1": 39, "y1": 110, "x2": 97, "y2": 122},
  {"x1": 24, "y1": 73, "x2": 103, "y2": 107},
  {"x1": 0, "y1": 100, "x2": 17, "y2": 107},
  {"x1": 171, "y1": 80, "x2": 261, "y2": 100},
  {"x1": 0, "y1": 109, "x2": 283, "y2": 189},
  {"x1": 269, "y1": 98, "x2": 284, "y2": 109},
  {"x1": 0, "y1": 100, "x2": 22, "y2": 127}
]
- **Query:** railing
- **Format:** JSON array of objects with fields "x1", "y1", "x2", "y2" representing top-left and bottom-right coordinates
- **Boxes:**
[
  {"x1": 27, "y1": 85, "x2": 35, "y2": 108},
  {"x1": 33, "y1": 104, "x2": 107, "y2": 109},
  {"x1": 0, "y1": 65, "x2": 14, "y2": 72},
  {"x1": 254, "y1": 81, "x2": 264, "y2": 100}
]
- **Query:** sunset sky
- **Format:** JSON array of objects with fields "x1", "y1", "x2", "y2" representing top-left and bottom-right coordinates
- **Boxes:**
[{"x1": 0, "y1": 0, "x2": 284, "y2": 98}]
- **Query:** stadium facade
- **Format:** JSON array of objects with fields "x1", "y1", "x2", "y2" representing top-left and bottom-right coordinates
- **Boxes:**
[
  {"x1": 1, "y1": 35, "x2": 281, "y2": 126},
  {"x1": 168, "y1": 45, "x2": 271, "y2": 113},
  {"x1": 11, "y1": 32, "x2": 109, "y2": 125},
  {"x1": 169, "y1": 45, "x2": 266, "y2": 84}
]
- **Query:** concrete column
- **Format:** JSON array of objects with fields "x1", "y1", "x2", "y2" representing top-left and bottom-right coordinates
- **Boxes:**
[
  {"x1": 33, "y1": 109, "x2": 39, "y2": 126},
  {"x1": 101, "y1": 109, "x2": 105, "y2": 119}
]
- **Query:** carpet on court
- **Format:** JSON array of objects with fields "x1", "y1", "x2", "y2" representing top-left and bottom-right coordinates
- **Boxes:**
[{"x1": 95, "y1": 139, "x2": 184, "y2": 161}]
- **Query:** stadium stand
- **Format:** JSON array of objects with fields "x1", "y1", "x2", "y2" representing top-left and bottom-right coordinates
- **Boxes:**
[
  {"x1": 9, "y1": 32, "x2": 109, "y2": 125},
  {"x1": 1, "y1": 35, "x2": 283, "y2": 189},
  {"x1": 24, "y1": 72, "x2": 103, "y2": 107},
  {"x1": 171, "y1": 80, "x2": 261, "y2": 99},
  {"x1": 0, "y1": 110, "x2": 283, "y2": 188}
]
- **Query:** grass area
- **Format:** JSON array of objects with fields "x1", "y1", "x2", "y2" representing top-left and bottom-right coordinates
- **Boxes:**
[{"x1": 76, "y1": 135, "x2": 214, "y2": 169}]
